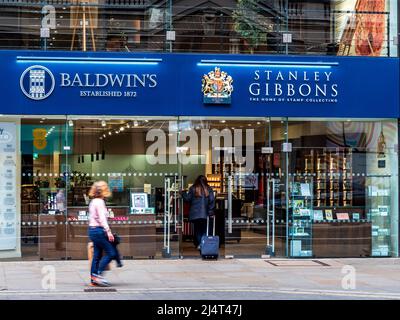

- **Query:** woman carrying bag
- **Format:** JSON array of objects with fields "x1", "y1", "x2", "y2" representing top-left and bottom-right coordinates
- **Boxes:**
[{"x1": 88, "y1": 181, "x2": 119, "y2": 287}]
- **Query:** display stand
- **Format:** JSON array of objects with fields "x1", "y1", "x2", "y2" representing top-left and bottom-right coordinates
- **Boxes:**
[
  {"x1": 366, "y1": 175, "x2": 391, "y2": 256},
  {"x1": 162, "y1": 175, "x2": 184, "y2": 258},
  {"x1": 289, "y1": 176, "x2": 313, "y2": 257}
]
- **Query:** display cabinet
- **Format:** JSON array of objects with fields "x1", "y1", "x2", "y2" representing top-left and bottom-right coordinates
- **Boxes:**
[
  {"x1": 289, "y1": 176, "x2": 313, "y2": 257},
  {"x1": 207, "y1": 174, "x2": 221, "y2": 194},
  {"x1": 366, "y1": 175, "x2": 391, "y2": 257},
  {"x1": 342, "y1": 150, "x2": 353, "y2": 207},
  {"x1": 129, "y1": 187, "x2": 156, "y2": 214},
  {"x1": 316, "y1": 152, "x2": 327, "y2": 207},
  {"x1": 39, "y1": 188, "x2": 67, "y2": 214}
]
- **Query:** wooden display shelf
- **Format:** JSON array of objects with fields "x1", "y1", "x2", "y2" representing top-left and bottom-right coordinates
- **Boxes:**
[
  {"x1": 312, "y1": 221, "x2": 372, "y2": 257},
  {"x1": 38, "y1": 213, "x2": 157, "y2": 260}
]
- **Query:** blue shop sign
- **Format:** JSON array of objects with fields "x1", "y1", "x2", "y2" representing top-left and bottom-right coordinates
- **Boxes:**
[{"x1": 0, "y1": 50, "x2": 398, "y2": 118}]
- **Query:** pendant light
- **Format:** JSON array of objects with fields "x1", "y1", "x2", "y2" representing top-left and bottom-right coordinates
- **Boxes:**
[
  {"x1": 81, "y1": 127, "x2": 85, "y2": 163},
  {"x1": 77, "y1": 126, "x2": 81, "y2": 164},
  {"x1": 96, "y1": 120, "x2": 100, "y2": 161},
  {"x1": 101, "y1": 122, "x2": 106, "y2": 160}
]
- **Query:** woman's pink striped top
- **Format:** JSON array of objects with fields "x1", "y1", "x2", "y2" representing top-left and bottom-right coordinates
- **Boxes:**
[{"x1": 88, "y1": 198, "x2": 110, "y2": 232}]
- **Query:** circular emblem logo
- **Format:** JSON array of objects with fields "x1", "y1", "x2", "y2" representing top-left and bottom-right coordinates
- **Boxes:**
[{"x1": 20, "y1": 65, "x2": 55, "y2": 100}]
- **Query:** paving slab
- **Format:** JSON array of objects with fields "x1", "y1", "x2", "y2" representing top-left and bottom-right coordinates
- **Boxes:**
[{"x1": 0, "y1": 258, "x2": 399, "y2": 299}]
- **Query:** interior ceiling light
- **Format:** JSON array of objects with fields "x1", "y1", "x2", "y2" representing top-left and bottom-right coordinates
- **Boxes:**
[
  {"x1": 120, "y1": 127, "x2": 125, "y2": 131},
  {"x1": 68, "y1": 120, "x2": 73, "y2": 127},
  {"x1": 134, "y1": 121, "x2": 139, "y2": 127},
  {"x1": 101, "y1": 120, "x2": 106, "y2": 127}
]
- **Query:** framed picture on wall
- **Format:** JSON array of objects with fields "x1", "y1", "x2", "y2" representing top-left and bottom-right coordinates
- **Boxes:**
[
  {"x1": 336, "y1": 213, "x2": 350, "y2": 220},
  {"x1": 325, "y1": 210, "x2": 333, "y2": 220},
  {"x1": 313, "y1": 210, "x2": 324, "y2": 221},
  {"x1": 131, "y1": 192, "x2": 149, "y2": 213}
]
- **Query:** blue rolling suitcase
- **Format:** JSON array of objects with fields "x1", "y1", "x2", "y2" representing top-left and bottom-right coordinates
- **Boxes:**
[{"x1": 200, "y1": 216, "x2": 219, "y2": 259}]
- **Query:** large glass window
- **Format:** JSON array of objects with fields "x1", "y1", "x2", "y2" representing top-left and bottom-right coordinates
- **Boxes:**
[
  {"x1": 0, "y1": 0, "x2": 397, "y2": 57},
  {"x1": 287, "y1": 119, "x2": 399, "y2": 257},
  {"x1": 12, "y1": 116, "x2": 400, "y2": 260}
]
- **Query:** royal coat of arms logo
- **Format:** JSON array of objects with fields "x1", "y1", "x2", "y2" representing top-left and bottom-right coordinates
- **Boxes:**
[{"x1": 202, "y1": 67, "x2": 233, "y2": 104}]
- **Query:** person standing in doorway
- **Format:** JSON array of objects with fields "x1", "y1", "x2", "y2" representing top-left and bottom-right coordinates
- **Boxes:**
[
  {"x1": 88, "y1": 181, "x2": 118, "y2": 287},
  {"x1": 182, "y1": 175, "x2": 215, "y2": 251}
]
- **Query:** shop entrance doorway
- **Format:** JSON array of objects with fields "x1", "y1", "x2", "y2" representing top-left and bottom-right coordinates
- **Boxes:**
[{"x1": 179, "y1": 117, "x2": 288, "y2": 258}]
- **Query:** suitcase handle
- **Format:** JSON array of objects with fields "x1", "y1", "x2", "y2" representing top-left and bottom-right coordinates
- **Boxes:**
[{"x1": 206, "y1": 215, "x2": 216, "y2": 237}]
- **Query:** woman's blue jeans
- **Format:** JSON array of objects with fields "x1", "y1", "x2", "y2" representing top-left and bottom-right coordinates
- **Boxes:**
[{"x1": 88, "y1": 227, "x2": 117, "y2": 276}]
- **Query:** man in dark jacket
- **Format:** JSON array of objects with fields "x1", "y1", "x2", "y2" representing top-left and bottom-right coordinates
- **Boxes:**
[{"x1": 181, "y1": 175, "x2": 215, "y2": 250}]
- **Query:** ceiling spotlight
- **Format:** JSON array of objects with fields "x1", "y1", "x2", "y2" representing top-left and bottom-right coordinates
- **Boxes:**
[
  {"x1": 134, "y1": 120, "x2": 139, "y2": 127},
  {"x1": 68, "y1": 120, "x2": 73, "y2": 127},
  {"x1": 103, "y1": 134, "x2": 106, "y2": 138},
  {"x1": 120, "y1": 127, "x2": 125, "y2": 131},
  {"x1": 108, "y1": 131, "x2": 112, "y2": 135},
  {"x1": 126, "y1": 123, "x2": 130, "y2": 128},
  {"x1": 101, "y1": 120, "x2": 106, "y2": 127},
  {"x1": 145, "y1": 120, "x2": 149, "y2": 123},
  {"x1": 220, "y1": 120, "x2": 226, "y2": 123}
]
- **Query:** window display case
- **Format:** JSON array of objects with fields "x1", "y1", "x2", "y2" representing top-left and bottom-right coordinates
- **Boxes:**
[
  {"x1": 129, "y1": 188, "x2": 156, "y2": 214},
  {"x1": 39, "y1": 188, "x2": 67, "y2": 214},
  {"x1": 289, "y1": 177, "x2": 313, "y2": 257},
  {"x1": 366, "y1": 175, "x2": 391, "y2": 257}
]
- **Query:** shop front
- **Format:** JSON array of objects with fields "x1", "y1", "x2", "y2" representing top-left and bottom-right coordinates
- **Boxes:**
[{"x1": 0, "y1": 51, "x2": 399, "y2": 260}]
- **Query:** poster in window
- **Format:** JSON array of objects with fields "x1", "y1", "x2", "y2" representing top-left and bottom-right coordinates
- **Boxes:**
[
  {"x1": 0, "y1": 122, "x2": 17, "y2": 250},
  {"x1": 108, "y1": 176, "x2": 124, "y2": 192}
]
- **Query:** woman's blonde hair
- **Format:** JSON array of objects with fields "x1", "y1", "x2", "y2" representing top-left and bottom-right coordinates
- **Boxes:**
[{"x1": 88, "y1": 181, "x2": 111, "y2": 199}]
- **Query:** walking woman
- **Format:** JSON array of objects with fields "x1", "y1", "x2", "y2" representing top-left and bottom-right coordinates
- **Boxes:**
[
  {"x1": 182, "y1": 175, "x2": 216, "y2": 251},
  {"x1": 88, "y1": 181, "x2": 117, "y2": 287}
]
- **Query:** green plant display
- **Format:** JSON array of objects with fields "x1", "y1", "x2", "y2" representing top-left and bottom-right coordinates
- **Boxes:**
[{"x1": 233, "y1": 0, "x2": 268, "y2": 52}]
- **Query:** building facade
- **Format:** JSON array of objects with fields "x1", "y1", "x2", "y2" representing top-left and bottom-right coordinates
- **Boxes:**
[{"x1": 0, "y1": 0, "x2": 399, "y2": 260}]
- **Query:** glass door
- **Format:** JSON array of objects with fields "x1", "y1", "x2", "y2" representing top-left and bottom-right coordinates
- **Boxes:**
[
  {"x1": 20, "y1": 116, "x2": 68, "y2": 260},
  {"x1": 221, "y1": 118, "x2": 287, "y2": 258},
  {"x1": 176, "y1": 117, "x2": 288, "y2": 258},
  {"x1": 64, "y1": 116, "x2": 181, "y2": 260}
]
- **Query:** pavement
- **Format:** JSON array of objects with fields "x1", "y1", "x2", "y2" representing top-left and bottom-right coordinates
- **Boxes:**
[{"x1": 0, "y1": 257, "x2": 399, "y2": 300}]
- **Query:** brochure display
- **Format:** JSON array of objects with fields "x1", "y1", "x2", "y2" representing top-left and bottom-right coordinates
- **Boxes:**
[
  {"x1": 39, "y1": 188, "x2": 67, "y2": 214},
  {"x1": 366, "y1": 176, "x2": 391, "y2": 257},
  {"x1": 130, "y1": 189, "x2": 155, "y2": 214},
  {"x1": 289, "y1": 177, "x2": 313, "y2": 257},
  {"x1": 0, "y1": 122, "x2": 17, "y2": 250}
]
